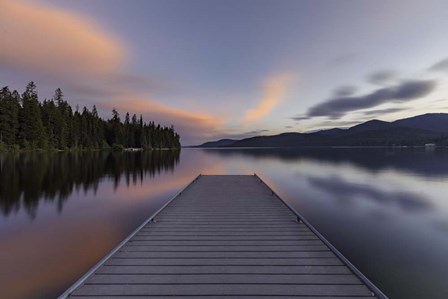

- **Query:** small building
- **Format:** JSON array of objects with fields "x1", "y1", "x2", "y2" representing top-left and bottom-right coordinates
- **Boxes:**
[{"x1": 425, "y1": 143, "x2": 436, "y2": 151}]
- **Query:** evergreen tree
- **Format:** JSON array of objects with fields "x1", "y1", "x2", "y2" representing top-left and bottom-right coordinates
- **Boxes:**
[
  {"x1": 107, "y1": 108, "x2": 124, "y2": 146},
  {"x1": 124, "y1": 112, "x2": 134, "y2": 147},
  {"x1": 0, "y1": 87, "x2": 20, "y2": 146},
  {"x1": 19, "y1": 82, "x2": 47, "y2": 148},
  {"x1": 53, "y1": 88, "x2": 70, "y2": 149},
  {"x1": 41, "y1": 99, "x2": 60, "y2": 148}
]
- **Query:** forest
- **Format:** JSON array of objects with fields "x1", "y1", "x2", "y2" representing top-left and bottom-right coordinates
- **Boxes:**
[{"x1": 0, "y1": 82, "x2": 181, "y2": 151}]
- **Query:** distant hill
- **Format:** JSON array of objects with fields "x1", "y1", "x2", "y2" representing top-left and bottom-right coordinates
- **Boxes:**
[
  {"x1": 393, "y1": 113, "x2": 448, "y2": 133},
  {"x1": 197, "y1": 113, "x2": 448, "y2": 147},
  {"x1": 197, "y1": 139, "x2": 237, "y2": 147},
  {"x1": 314, "y1": 128, "x2": 346, "y2": 136},
  {"x1": 347, "y1": 119, "x2": 392, "y2": 134}
]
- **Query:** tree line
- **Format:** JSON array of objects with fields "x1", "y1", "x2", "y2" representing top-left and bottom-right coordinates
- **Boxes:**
[{"x1": 0, "y1": 82, "x2": 181, "y2": 150}]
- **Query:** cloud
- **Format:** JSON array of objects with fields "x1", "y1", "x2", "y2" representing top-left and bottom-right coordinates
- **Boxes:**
[
  {"x1": 306, "y1": 80, "x2": 436, "y2": 119},
  {"x1": 100, "y1": 96, "x2": 225, "y2": 145},
  {"x1": 333, "y1": 85, "x2": 357, "y2": 97},
  {"x1": 429, "y1": 57, "x2": 448, "y2": 72},
  {"x1": 367, "y1": 70, "x2": 397, "y2": 85},
  {"x1": 362, "y1": 107, "x2": 407, "y2": 116},
  {"x1": 0, "y1": 1, "x2": 126, "y2": 79},
  {"x1": 244, "y1": 74, "x2": 292, "y2": 122},
  {"x1": 290, "y1": 115, "x2": 310, "y2": 121}
]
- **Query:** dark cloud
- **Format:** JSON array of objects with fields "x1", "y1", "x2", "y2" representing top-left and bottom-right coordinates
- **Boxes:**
[
  {"x1": 306, "y1": 80, "x2": 436, "y2": 119},
  {"x1": 429, "y1": 57, "x2": 448, "y2": 72},
  {"x1": 363, "y1": 107, "x2": 407, "y2": 116},
  {"x1": 290, "y1": 115, "x2": 310, "y2": 121},
  {"x1": 284, "y1": 125, "x2": 293, "y2": 129},
  {"x1": 333, "y1": 85, "x2": 357, "y2": 97},
  {"x1": 367, "y1": 70, "x2": 397, "y2": 85},
  {"x1": 244, "y1": 129, "x2": 269, "y2": 135}
]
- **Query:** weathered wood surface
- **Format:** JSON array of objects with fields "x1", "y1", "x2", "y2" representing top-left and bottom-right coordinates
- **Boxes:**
[{"x1": 62, "y1": 175, "x2": 382, "y2": 298}]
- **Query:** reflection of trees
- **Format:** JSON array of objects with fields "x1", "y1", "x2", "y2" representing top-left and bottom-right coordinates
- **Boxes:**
[{"x1": 0, "y1": 150, "x2": 180, "y2": 218}]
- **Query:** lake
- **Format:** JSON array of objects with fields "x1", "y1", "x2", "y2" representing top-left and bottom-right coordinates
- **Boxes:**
[{"x1": 1, "y1": 148, "x2": 447, "y2": 299}]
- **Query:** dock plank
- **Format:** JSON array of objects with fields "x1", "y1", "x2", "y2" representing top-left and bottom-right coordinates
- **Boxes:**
[
  {"x1": 87, "y1": 273, "x2": 362, "y2": 284},
  {"x1": 73, "y1": 284, "x2": 373, "y2": 296},
  {"x1": 60, "y1": 175, "x2": 384, "y2": 298},
  {"x1": 114, "y1": 251, "x2": 336, "y2": 258},
  {"x1": 104, "y1": 257, "x2": 344, "y2": 266},
  {"x1": 96, "y1": 265, "x2": 352, "y2": 275},
  {"x1": 71, "y1": 297, "x2": 375, "y2": 299}
]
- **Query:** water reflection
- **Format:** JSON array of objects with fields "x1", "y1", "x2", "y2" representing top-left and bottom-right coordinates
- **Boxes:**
[
  {"x1": 307, "y1": 175, "x2": 431, "y2": 212},
  {"x1": 204, "y1": 147, "x2": 448, "y2": 177},
  {"x1": 1, "y1": 148, "x2": 448, "y2": 299},
  {"x1": 0, "y1": 150, "x2": 180, "y2": 218}
]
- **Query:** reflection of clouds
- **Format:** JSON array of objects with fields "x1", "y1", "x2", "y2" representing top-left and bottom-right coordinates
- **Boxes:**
[
  {"x1": 307, "y1": 175, "x2": 431, "y2": 212},
  {"x1": 433, "y1": 220, "x2": 448, "y2": 233},
  {"x1": 204, "y1": 148, "x2": 448, "y2": 178}
]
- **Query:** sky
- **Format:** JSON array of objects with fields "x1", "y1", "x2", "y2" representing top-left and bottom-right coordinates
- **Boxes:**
[{"x1": 1, "y1": 0, "x2": 448, "y2": 144}]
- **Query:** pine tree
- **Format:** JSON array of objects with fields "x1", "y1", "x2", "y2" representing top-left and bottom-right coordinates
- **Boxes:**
[
  {"x1": 19, "y1": 82, "x2": 47, "y2": 148},
  {"x1": 53, "y1": 88, "x2": 70, "y2": 149},
  {"x1": 0, "y1": 87, "x2": 19, "y2": 146},
  {"x1": 41, "y1": 99, "x2": 60, "y2": 148},
  {"x1": 124, "y1": 112, "x2": 134, "y2": 147},
  {"x1": 108, "y1": 108, "x2": 124, "y2": 146}
]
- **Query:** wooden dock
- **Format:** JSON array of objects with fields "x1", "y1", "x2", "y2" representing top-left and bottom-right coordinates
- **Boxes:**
[{"x1": 60, "y1": 174, "x2": 387, "y2": 298}]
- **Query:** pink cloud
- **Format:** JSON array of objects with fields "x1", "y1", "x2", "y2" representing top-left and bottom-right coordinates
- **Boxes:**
[
  {"x1": 100, "y1": 96, "x2": 226, "y2": 145},
  {"x1": 0, "y1": 0, "x2": 126, "y2": 79},
  {"x1": 244, "y1": 74, "x2": 293, "y2": 122}
]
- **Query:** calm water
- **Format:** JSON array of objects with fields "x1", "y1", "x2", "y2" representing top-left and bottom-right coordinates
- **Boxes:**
[{"x1": 1, "y1": 148, "x2": 448, "y2": 299}]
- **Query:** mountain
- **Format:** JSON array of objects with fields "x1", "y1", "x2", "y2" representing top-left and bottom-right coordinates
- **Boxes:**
[
  {"x1": 393, "y1": 113, "x2": 448, "y2": 134},
  {"x1": 197, "y1": 139, "x2": 237, "y2": 147},
  {"x1": 197, "y1": 113, "x2": 448, "y2": 147},
  {"x1": 347, "y1": 119, "x2": 392, "y2": 134},
  {"x1": 314, "y1": 128, "x2": 347, "y2": 136}
]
